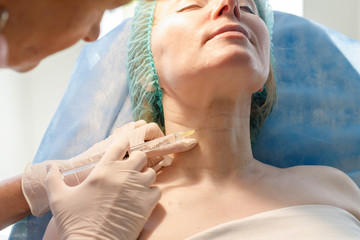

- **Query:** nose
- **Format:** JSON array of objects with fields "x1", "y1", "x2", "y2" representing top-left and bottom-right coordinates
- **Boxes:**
[
  {"x1": 83, "y1": 23, "x2": 101, "y2": 42},
  {"x1": 211, "y1": 0, "x2": 241, "y2": 20}
]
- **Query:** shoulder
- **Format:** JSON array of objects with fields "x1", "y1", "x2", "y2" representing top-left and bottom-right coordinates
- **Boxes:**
[
  {"x1": 287, "y1": 165, "x2": 352, "y2": 182},
  {"x1": 287, "y1": 165, "x2": 357, "y2": 191},
  {"x1": 287, "y1": 165, "x2": 360, "y2": 220}
]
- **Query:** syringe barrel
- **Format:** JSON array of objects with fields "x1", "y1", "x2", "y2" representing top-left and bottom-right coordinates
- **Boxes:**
[
  {"x1": 62, "y1": 166, "x2": 94, "y2": 186},
  {"x1": 129, "y1": 134, "x2": 177, "y2": 153},
  {"x1": 61, "y1": 130, "x2": 193, "y2": 183}
]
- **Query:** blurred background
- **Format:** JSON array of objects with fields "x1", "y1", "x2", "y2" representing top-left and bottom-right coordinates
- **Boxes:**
[{"x1": 0, "y1": 0, "x2": 359, "y2": 236}]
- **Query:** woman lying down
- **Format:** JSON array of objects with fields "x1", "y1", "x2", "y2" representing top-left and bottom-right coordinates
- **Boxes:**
[{"x1": 44, "y1": 0, "x2": 360, "y2": 239}]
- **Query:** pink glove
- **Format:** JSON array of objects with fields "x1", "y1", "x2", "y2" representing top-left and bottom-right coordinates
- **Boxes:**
[
  {"x1": 22, "y1": 121, "x2": 197, "y2": 216},
  {"x1": 46, "y1": 136, "x2": 160, "y2": 240}
]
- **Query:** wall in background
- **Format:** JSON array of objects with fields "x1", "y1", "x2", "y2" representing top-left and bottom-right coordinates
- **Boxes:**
[
  {"x1": 1, "y1": 0, "x2": 360, "y2": 181},
  {"x1": 0, "y1": 5, "x2": 131, "y2": 181},
  {"x1": 304, "y1": 0, "x2": 360, "y2": 41},
  {"x1": 270, "y1": 0, "x2": 303, "y2": 16},
  {"x1": 358, "y1": 1, "x2": 360, "y2": 40},
  {"x1": 0, "y1": 0, "x2": 359, "y2": 236},
  {"x1": 0, "y1": 42, "x2": 85, "y2": 237},
  {"x1": 0, "y1": 42, "x2": 84, "y2": 180},
  {"x1": 0, "y1": 0, "x2": 359, "y2": 184}
]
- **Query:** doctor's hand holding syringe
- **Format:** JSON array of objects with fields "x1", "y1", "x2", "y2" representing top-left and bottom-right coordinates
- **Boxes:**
[
  {"x1": 22, "y1": 120, "x2": 197, "y2": 240},
  {"x1": 1, "y1": 0, "x2": 198, "y2": 238},
  {"x1": 61, "y1": 127, "x2": 195, "y2": 183}
]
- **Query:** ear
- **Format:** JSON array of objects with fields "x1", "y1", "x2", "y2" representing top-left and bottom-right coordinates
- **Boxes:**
[{"x1": 257, "y1": 87, "x2": 264, "y2": 93}]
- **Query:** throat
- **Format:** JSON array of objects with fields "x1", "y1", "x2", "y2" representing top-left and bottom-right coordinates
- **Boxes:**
[{"x1": 156, "y1": 127, "x2": 256, "y2": 185}]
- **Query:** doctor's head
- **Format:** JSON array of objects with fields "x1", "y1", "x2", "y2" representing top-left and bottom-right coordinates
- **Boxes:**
[{"x1": 0, "y1": 0, "x2": 129, "y2": 72}]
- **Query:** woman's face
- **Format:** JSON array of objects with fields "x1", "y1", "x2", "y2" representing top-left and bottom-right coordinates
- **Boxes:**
[
  {"x1": 151, "y1": 0, "x2": 270, "y2": 107},
  {"x1": 5, "y1": 0, "x2": 128, "y2": 72}
]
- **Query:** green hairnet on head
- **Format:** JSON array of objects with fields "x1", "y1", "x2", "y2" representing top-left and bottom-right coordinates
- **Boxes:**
[
  {"x1": 127, "y1": 0, "x2": 275, "y2": 137},
  {"x1": 254, "y1": 0, "x2": 274, "y2": 40},
  {"x1": 127, "y1": 0, "x2": 163, "y2": 130}
]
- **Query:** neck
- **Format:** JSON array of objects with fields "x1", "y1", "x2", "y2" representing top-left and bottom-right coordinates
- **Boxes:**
[{"x1": 158, "y1": 95, "x2": 257, "y2": 184}]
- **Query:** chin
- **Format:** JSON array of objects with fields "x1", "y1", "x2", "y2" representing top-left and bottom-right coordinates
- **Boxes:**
[
  {"x1": 211, "y1": 44, "x2": 253, "y2": 64},
  {"x1": 205, "y1": 53, "x2": 254, "y2": 76},
  {"x1": 12, "y1": 61, "x2": 40, "y2": 73}
]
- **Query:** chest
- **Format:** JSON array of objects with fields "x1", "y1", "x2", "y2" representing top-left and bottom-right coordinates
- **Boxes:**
[
  {"x1": 138, "y1": 187, "x2": 291, "y2": 240},
  {"x1": 137, "y1": 171, "x2": 340, "y2": 240}
]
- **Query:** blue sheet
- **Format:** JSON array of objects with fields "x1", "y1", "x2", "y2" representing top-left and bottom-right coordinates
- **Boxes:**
[
  {"x1": 10, "y1": 11, "x2": 360, "y2": 239},
  {"x1": 253, "y1": 13, "x2": 360, "y2": 180}
]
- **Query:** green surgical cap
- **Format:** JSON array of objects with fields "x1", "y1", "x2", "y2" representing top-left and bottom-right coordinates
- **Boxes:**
[
  {"x1": 127, "y1": 0, "x2": 275, "y2": 133},
  {"x1": 254, "y1": 0, "x2": 274, "y2": 41}
]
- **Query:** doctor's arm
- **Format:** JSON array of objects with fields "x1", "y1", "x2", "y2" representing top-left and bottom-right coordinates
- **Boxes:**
[
  {"x1": 0, "y1": 175, "x2": 30, "y2": 230},
  {"x1": 0, "y1": 121, "x2": 197, "y2": 230}
]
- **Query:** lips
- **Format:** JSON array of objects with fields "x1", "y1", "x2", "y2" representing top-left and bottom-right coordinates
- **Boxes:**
[{"x1": 206, "y1": 25, "x2": 250, "y2": 42}]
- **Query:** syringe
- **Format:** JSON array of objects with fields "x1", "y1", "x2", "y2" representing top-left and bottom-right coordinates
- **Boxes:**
[{"x1": 61, "y1": 130, "x2": 195, "y2": 178}]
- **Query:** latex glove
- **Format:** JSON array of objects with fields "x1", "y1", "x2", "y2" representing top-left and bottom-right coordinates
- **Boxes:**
[
  {"x1": 22, "y1": 121, "x2": 197, "y2": 216},
  {"x1": 46, "y1": 136, "x2": 160, "y2": 240},
  {"x1": 125, "y1": 121, "x2": 197, "y2": 170}
]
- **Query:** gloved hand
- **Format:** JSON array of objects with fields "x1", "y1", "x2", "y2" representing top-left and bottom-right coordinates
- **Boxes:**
[
  {"x1": 22, "y1": 121, "x2": 197, "y2": 216},
  {"x1": 46, "y1": 136, "x2": 160, "y2": 240}
]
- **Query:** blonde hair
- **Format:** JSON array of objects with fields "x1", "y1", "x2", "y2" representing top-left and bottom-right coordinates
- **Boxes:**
[{"x1": 250, "y1": 65, "x2": 277, "y2": 145}]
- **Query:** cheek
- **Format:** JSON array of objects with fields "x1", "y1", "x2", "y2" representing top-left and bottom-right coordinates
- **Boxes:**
[
  {"x1": 152, "y1": 17, "x2": 196, "y2": 58},
  {"x1": 45, "y1": 31, "x2": 81, "y2": 56},
  {"x1": 252, "y1": 19, "x2": 271, "y2": 80},
  {"x1": 151, "y1": 17, "x2": 199, "y2": 89},
  {"x1": 260, "y1": 33, "x2": 270, "y2": 69},
  {"x1": 48, "y1": 13, "x2": 101, "y2": 55}
]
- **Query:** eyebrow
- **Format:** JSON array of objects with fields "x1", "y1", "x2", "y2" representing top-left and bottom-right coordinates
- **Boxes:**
[{"x1": 169, "y1": 0, "x2": 184, "y2": 8}]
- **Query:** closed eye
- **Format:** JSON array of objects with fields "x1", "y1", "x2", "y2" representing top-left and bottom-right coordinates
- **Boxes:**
[
  {"x1": 176, "y1": 4, "x2": 202, "y2": 12},
  {"x1": 240, "y1": 6, "x2": 255, "y2": 14}
]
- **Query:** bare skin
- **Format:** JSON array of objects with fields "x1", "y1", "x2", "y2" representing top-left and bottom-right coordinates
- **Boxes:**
[
  {"x1": 139, "y1": 158, "x2": 360, "y2": 239},
  {"x1": 0, "y1": 175, "x2": 30, "y2": 230},
  {"x1": 141, "y1": 0, "x2": 360, "y2": 237},
  {"x1": 44, "y1": 131, "x2": 360, "y2": 239},
  {"x1": 43, "y1": 0, "x2": 360, "y2": 238},
  {"x1": 1, "y1": 0, "x2": 130, "y2": 72},
  {"x1": 0, "y1": 0, "x2": 131, "y2": 230}
]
